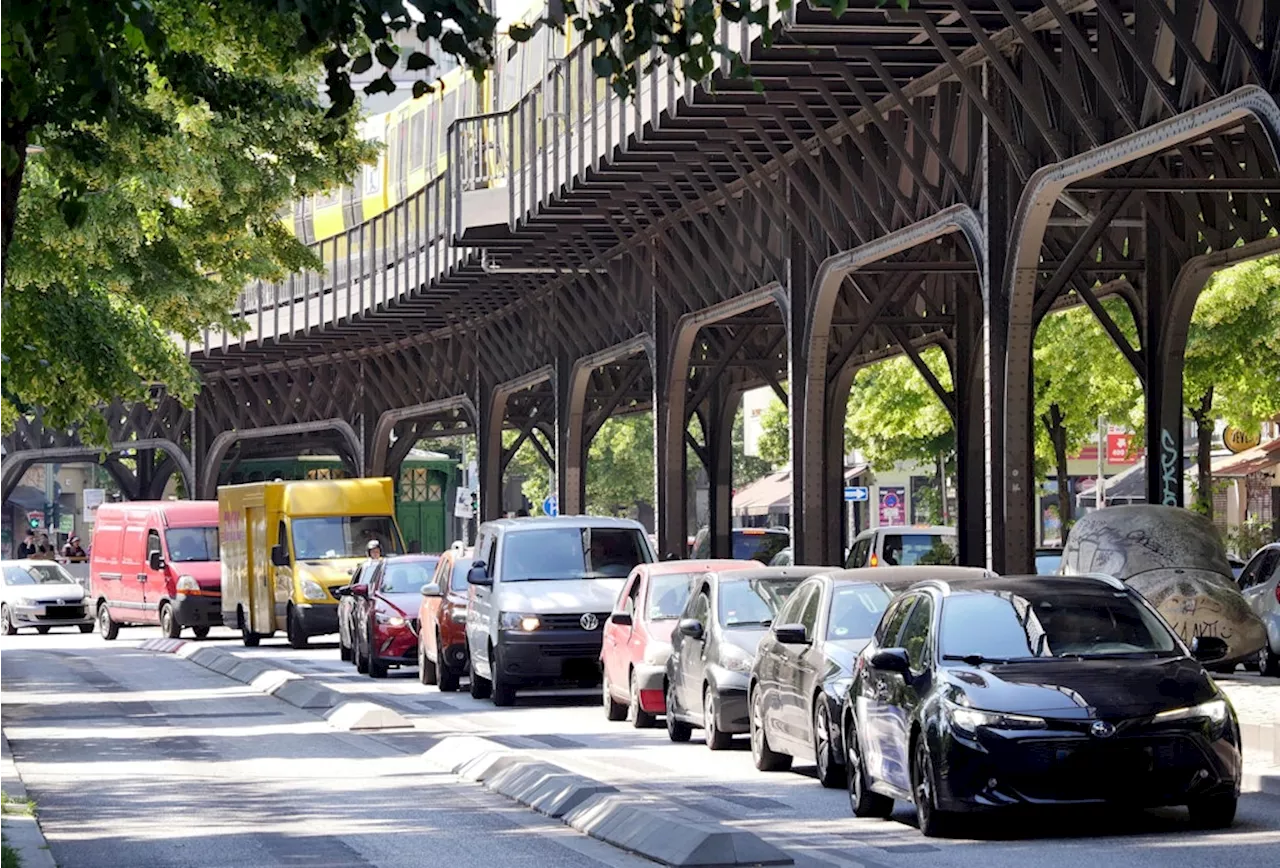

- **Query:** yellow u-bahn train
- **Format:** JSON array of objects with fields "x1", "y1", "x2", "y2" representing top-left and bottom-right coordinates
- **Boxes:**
[{"x1": 286, "y1": 1, "x2": 584, "y2": 245}]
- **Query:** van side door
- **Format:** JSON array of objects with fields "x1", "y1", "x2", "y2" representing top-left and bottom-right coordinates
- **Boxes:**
[
  {"x1": 466, "y1": 530, "x2": 497, "y2": 678},
  {"x1": 143, "y1": 527, "x2": 164, "y2": 623}
]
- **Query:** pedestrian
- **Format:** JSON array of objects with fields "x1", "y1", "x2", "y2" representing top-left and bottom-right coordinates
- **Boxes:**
[
  {"x1": 366, "y1": 539, "x2": 383, "y2": 562},
  {"x1": 16, "y1": 532, "x2": 36, "y2": 558},
  {"x1": 63, "y1": 535, "x2": 87, "y2": 562},
  {"x1": 35, "y1": 533, "x2": 55, "y2": 560}
]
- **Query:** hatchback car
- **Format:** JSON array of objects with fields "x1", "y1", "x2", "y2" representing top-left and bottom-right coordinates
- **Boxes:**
[
  {"x1": 348, "y1": 554, "x2": 440, "y2": 678},
  {"x1": 1237, "y1": 543, "x2": 1280, "y2": 675},
  {"x1": 690, "y1": 527, "x2": 791, "y2": 564},
  {"x1": 842, "y1": 575, "x2": 1242, "y2": 836},
  {"x1": 602, "y1": 560, "x2": 757, "y2": 727},
  {"x1": 418, "y1": 550, "x2": 474, "y2": 690},
  {"x1": 1, "y1": 560, "x2": 95, "y2": 635},
  {"x1": 665, "y1": 566, "x2": 824, "y2": 749},
  {"x1": 844, "y1": 526, "x2": 957, "y2": 568}
]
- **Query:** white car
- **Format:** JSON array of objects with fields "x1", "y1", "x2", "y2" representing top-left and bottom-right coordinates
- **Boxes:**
[{"x1": 1, "y1": 560, "x2": 95, "y2": 635}]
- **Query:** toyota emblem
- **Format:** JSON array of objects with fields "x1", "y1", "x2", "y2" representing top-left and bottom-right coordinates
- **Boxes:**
[
  {"x1": 580, "y1": 613, "x2": 599, "y2": 630},
  {"x1": 1090, "y1": 720, "x2": 1116, "y2": 739}
]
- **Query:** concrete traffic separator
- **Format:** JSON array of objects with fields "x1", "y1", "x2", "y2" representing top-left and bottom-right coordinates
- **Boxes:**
[
  {"x1": 423, "y1": 735, "x2": 794, "y2": 867},
  {"x1": 137, "y1": 637, "x2": 411, "y2": 731}
]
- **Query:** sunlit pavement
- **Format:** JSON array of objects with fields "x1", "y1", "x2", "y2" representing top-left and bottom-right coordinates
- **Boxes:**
[{"x1": 3, "y1": 626, "x2": 1279, "y2": 868}]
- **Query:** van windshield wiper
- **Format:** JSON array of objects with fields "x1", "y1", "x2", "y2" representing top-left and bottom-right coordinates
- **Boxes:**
[{"x1": 943, "y1": 654, "x2": 1013, "y2": 665}]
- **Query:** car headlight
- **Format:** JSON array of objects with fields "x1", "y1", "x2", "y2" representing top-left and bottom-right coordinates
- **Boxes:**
[
  {"x1": 828, "y1": 676, "x2": 854, "y2": 698},
  {"x1": 176, "y1": 575, "x2": 200, "y2": 593},
  {"x1": 1154, "y1": 698, "x2": 1229, "y2": 726},
  {"x1": 16, "y1": 597, "x2": 39, "y2": 607},
  {"x1": 300, "y1": 579, "x2": 328, "y2": 601},
  {"x1": 500, "y1": 612, "x2": 540, "y2": 632},
  {"x1": 376, "y1": 612, "x2": 407, "y2": 627},
  {"x1": 947, "y1": 701, "x2": 1046, "y2": 735},
  {"x1": 643, "y1": 642, "x2": 672, "y2": 666},
  {"x1": 720, "y1": 646, "x2": 754, "y2": 674}
]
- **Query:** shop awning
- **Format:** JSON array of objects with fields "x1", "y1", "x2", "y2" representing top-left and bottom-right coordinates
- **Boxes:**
[
  {"x1": 1211, "y1": 438, "x2": 1280, "y2": 478},
  {"x1": 733, "y1": 468, "x2": 792, "y2": 516}
]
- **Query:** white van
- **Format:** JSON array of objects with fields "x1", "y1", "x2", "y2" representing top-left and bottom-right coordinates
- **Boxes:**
[
  {"x1": 464, "y1": 516, "x2": 656, "y2": 706},
  {"x1": 844, "y1": 525, "x2": 958, "y2": 568}
]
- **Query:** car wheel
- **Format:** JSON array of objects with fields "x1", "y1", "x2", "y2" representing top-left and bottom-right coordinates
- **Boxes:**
[
  {"x1": 813, "y1": 700, "x2": 842, "y2": 788},
  {"x1": 846, "y1": 715, "x2": 893, "y2": 818},
  {"x1": 469, "y1": 668, "x2": 492, "y2": 699},
  {"x1": 191, "y1": 626, "x2": 211, "y2": 640},
  {"x1": 437, "y1": 632, "x2": 461, "y2": 692},
  {"x1": 287, "y1": 605, "x2": 309, "y2": 649},
  {"x1": 1187, "y1": 793, "x2": 1237, "y2": 829},
  {"x1": 98, "y1": 603, "x2": 120, "y2": 641},
  {"x1": 912, "y1": 736, "x2": 954, "y2": 838},
  {"x1": 666, "y1": 682, "x2": 692, "y2": 743},
  {"x1": 159, "y1": 602, "x2": 180, "y2": 639},
  {"x1": 35, "y1": 626, "x2": 50, "y2": 635},
  {"x1": 78, "y1": 624, "x2": 95, "y2": 634},
  {"x1": 368, "y1": 653, "x2": 388, "y2": 679},
  {"x1": 339, "y1": 634, "x2": 352, "y2": 662},
  {"x1": 603, "y1": 672, "x2": 627, "y2": 721},
  {"x1": 703, "y1": 687, "x2": 733, "y2": 751},
  {"x1": 750, "y1": 686, "x2": 791, "y2": 772},
  {"x1": 490, "y1": 646, "x2": 516, "y2": 707},
  {"x1": 629, "y1": 670, "x2": 656, "y2": 729},
  {"x1": 354, "y1": 630, "x2": 369, "y2": 674},
  {"x1": 1258, "y1": 645, "x2": 1280, "y2": 677},
  {"x1": 0, "y1": 605, "x2": 16, "y2": 636},
  {"x1": 419, "y1": 639, "x2": 438, "y2": 686}
]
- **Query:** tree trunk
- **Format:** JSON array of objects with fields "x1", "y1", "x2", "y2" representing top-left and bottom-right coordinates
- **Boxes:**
[
  {"x1": 1041, "y1": 404, "x2": 1073, "y2": 542},
  {"x1": 1, "y1": 121, "x2": 30, "y2": 283},
  {"x1": 1191, "y1": 388, "x2": 1215, "y2": 519}
]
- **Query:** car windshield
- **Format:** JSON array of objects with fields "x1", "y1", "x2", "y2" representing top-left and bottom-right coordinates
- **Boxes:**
[
  {"x1": 292, "y1": 516, "x2": 402, "y2": 560},
  {"x1": 4, "y1": 564, "x2": 72, "y2": 585},
  {"x1": 1035, "y1": 552, "x2": 1062, "y2": 575},
  {"x1": 718, "y1": 578, "x2": 802, "y2": 628},
  {"x1": 648, "y1": 572, "x2": 697, "y2": 620},
  {"x1": 449, "y1": 559, "x2": 473, "y2": 592},
  {"x1": 380, "y1": 559, "x2": 439, "y2": 593},
  {"x1": 827, "y1": 584, "x2": 892, "y2": 640},
  {"x1": 732, "y1": 531, "x2": 790, "y2": 563},
  {"x1": 500, "y1": 527, "x2": 649, "y2": 581},
  {"x1": 882, "y1": 533, "x2": 957, "y2": 566},
  {"x1": 166, "y1": 527, "x2": 219, "y2": 562},
  {"x1": 940, "y1": 587, "x2": 1179, "y2": 661}
]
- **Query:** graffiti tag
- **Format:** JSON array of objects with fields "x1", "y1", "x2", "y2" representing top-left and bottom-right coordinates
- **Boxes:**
[{"x1": 1160, "y1": 428, "x2": 1179, "y2": 506}]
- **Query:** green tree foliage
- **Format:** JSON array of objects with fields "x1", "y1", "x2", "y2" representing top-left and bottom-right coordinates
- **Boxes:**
[
  {"x1": 1032, "y1": 297, "x2": 1142, "y2": 529},
  {"x1": 845, "y1": 348, "x2": 954, "y2": 471},
  {"x1": 3, "y1": 1, "x2": 369, "y2": 441},
  {"x1": 733, "y1": 405, "x2": 774, "y2": 487},
  {"x1": 756, "y1": 395, "x2": 791, "y2": 468},
  {"x1": 1183, "y1": 254, "x2": 1280, "y2": 517},
  {"x1": 502, "y1": 428, "x2": 552, "y2": 512},
  {"x1": 586, "y1": 413, "x2": 654, "y2": 515}
]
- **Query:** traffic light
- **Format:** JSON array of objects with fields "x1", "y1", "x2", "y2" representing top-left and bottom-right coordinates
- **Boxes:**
[
  {"x1": 27, "y1": 514, "x2": 40, "y2": 530},
  {"x1": 469, "y1": 490, "x2": 479, "y2": 515}
]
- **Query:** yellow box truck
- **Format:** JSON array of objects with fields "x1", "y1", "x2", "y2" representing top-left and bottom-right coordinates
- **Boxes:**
[{"x1": 218, "y1": 478, "x2": 404, "y2": 648}]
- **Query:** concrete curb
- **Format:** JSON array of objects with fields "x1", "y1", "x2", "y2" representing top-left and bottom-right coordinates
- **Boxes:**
[
  {"x1": 137, "y1": 638, "x2": 412, "y2": 731},
  {"x1": 424, "y1": 736, "x2": 793, "y2": 867},
  {"x1": 2, "y1": 731, "x2": 58, "y2": 868},
  {"x1": 1241, "y1": 722, "x2": 1278, "y2": 766}
]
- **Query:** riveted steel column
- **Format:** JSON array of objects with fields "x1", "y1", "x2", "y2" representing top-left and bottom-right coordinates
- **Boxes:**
[
  {"x1": 954, "y1": 286, "x2": 988, "y2": 567},
  {"x1": 555, "y1": 352, "x2": 587, "y2": 517},
  {"x1": 653, "y1": 297, "x2": 686, "y2": 560},
  {"x1": 1143, "y1": 213, "x2": 1186, "y2": 508},
  {"x1": 476, "y1": 376, "x2": 507, "y2": 523},
  {"x1": 704, "y1": 384, "x2": 738, "y2": 560}
]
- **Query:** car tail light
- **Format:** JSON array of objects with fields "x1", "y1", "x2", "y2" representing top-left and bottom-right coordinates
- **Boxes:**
[{"x1": 1275, "y1": 584, "x2": 1280, "y2": 605}]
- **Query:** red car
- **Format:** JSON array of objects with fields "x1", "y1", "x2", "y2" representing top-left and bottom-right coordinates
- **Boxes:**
[
  {"x1": 417, "y1": 549, "x2": 473, "y2": 692},
  {"x1": 350, "y1": 554, "x2": 440, "y2": 678},
  {"x1": 602, "y1": 560, "x2": 757, "y2": 727}
]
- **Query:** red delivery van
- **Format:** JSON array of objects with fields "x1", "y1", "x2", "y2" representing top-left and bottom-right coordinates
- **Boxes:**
[{"x1": 90, "y1": 501, "x2": 221, "y2": 640}]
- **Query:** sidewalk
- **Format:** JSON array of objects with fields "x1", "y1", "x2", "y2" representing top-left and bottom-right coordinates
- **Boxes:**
[
  {"x1": 1, "y1": 731, "x2": 57, "y2": 868},
  {"x1": 1220, "y1": 678, "x2": 1280, "y2": 797}
]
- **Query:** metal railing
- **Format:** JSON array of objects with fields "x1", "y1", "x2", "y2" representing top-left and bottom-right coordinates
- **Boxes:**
[{"x1": 449, "y1": 6, "x2": 793, "y2": 239}]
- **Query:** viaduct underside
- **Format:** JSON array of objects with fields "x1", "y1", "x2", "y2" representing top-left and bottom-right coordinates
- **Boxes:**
[{"x1": 4, "y1": 2, "x2": 1278, "y2": 572}]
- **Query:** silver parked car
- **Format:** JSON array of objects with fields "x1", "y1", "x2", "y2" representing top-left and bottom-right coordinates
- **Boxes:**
[
  {"x1": 1237, "y1": 543, "x2": 1280, "y2": 676},
  {"x1": 1, "y1": 560, "x2": 96, "y2": 635}
]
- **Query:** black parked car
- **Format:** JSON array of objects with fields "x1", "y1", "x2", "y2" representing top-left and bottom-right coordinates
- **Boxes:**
[
  {"x1": 841, "y1": 574, "x2": 1241, "y2": 836},
  {"x1": 666, "y1": 567, "x2": 823, "y2": 749},
  {"x1": 749, "y1": 574, "x2": 893, "y2": 786}
]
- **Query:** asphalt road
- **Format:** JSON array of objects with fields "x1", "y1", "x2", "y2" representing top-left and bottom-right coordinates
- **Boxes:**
[{"x1": 3, "y1": 626, "x2": 1279, "y2": 868}]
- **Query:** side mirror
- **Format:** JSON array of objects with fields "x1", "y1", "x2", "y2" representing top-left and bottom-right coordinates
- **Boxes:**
[
  {"x1": 610, "y1": 611, "x2": 633, "y2": 627},
  {"x1": 148, "y1": 551, "x2": 165, "y2": 571},
  {"x1": 333, "y1": 586, "x2": 350, "y2": 598},
  {"x1": 421, "y1": 583, "x2": 442, "y2": 597},
  {"x1": 271, "y1": 544, "x2": 290, "y2": 568},
  {"x1": 678, "y1": 618, "x2": 704, "y2": 640},
  {"x1": 1191, "y1": 636, "x2": 1229, "y2": 664},
  {"x1": 773, "y1": 623, "x2": 810, "y2": 645},
  {"x1": 349, "y1": 583, "x2": 368, "y2": 598},
  {"x1": 467, "y1": 562, "x2": 492, "y2": 587},
  {"x1": 869, "y1": 647, "x2": 911, "y2": 674}
]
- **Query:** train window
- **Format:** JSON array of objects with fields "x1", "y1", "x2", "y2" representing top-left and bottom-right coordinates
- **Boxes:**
[
  {"x1": 363, "y1": 157, "x2": 382, "y2": 195},
  {"x1": 314, "y1": 189, "x2": 340, "y2": 208},
  {"x1": 409, "y1": 112, "x2": 425, "y2": 171}
]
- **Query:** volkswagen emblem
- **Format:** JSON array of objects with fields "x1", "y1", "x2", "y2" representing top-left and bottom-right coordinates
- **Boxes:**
[
  {"x1": 580, "y1": 613, "x2": 600, "y2": 630},
  {"x1": 1090, "y1": 720, "x2": 1116, "y2": 739}
]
